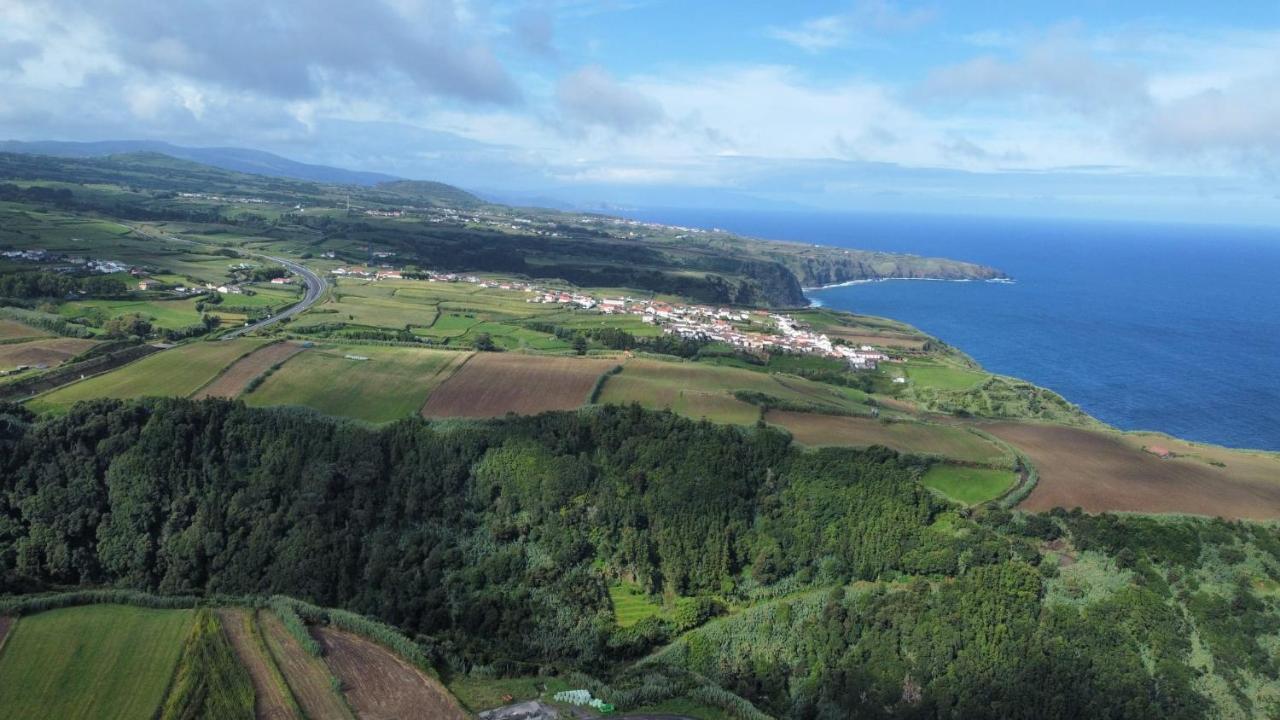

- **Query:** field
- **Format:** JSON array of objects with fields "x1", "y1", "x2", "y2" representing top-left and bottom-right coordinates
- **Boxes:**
[
  {"x1": 422, "y1": 353, "x2": 616, "y2": 418},
  {"x1": 905, "y1": 360, "x2": 987, "y2": 390},
  {"x1": 610, "y1": 582, "x2": 665, "y2": 627},
  {"x1": 0, "y1": 318, "x2": 49, "y2": 341},
  {"x1": 28, "y1": 338, "x2": 266, "y2": 412},
  {"x1": 0, "y1": 337, "x2": 96, "y2": 370},
  {"x1": 57, "y1": 297, "x2": 243, "y2": 330},
  {"x1": 985, "y1": 422, "x2": 1280, "y2": 519},
  {"x1": 216, "y1": 608, "x2": 299, "y2": 720},
  {"x1": 0, "y1": 605, "x2": 192, "y2": 720},
  {"x1": 192, "y1": 340, "x2": 307, "y2": 400},
  {"x1": 921, "y1": 464, "x2": 1017, "y2": 505},
  {"x1": 316, "y1": 627, "x2": 468, "y2": 720},
  {"x1": 598, "y1": 358, "x2": 872, "y2": 425},
  {"x1": 246, "y1": 344, "x2": 469, "y2": 422},
  {"x1": 767, "y1": 410, "x2": 1013, "y2": 465},
  {"x1": 258, "y1": 610, "x2": 352, "y2": 720}
]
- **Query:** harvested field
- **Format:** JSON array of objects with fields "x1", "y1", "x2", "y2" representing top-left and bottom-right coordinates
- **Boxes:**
[
  {"x1": 0, "y1": 318, "x2": 49, "y2": 341},
  {"x1": 317, "y1": 627, "x2": 468, "y2": 720},
  {"x1": 984, "y1": 422, "x2": 1280, "y2": 519},
  {"x1": 423, "y1": 353, "x2": 615, "y2": 418},
  {"x1": 217, "y1": 608, "x2": 300, "y2": 720},
  {"x1": 258, "y1": 610, "x2": 352, "y2": 720},
  {"x1": 770, "y1": 410, "x2": 1012, "y2": 465},
  {"x1": 193, "y1": 341, "x2": 306, "y2": 400},
  {"x1": 0, "y1": 337, "x2": 96, "y2": 370},
  {"x1": 824, "y1": 330, "x2": 927, "y2": 350}
]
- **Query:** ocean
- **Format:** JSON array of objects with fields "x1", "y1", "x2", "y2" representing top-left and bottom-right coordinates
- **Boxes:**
[{"x1": 619, "y1": 208, "x2": 1280, "y2": 452}]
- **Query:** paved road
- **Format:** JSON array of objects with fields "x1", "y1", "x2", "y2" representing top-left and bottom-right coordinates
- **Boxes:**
[{"x1": 221, "y1": 255, "x2": 326, "y2": 339}]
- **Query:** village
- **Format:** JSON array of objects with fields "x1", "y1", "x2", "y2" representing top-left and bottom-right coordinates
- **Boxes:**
[{"x1": 328, "y1": 262, "x2": 895, "y2": 369}]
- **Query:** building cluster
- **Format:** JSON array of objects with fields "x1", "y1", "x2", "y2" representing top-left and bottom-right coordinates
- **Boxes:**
[
  {"x1": 177, "y1": 192, "x2": 270, "y2": 204},
  {"x1": 3, "y1": 248, "x2": 131, "y2": 274}
]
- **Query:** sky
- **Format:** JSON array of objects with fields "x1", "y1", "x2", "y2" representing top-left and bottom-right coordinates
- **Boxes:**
[{"x1": 2, "y1": 0, "x2": 1279, "y2": 223}]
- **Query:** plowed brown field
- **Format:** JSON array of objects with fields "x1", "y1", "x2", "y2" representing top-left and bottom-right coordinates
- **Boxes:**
[
  {"x1": 258, "y1": 611, "x2": 351, "y2": 720},
  {"x1": 317, "y1": 628, "x2": 467, "y2": 720},
  {"x1": 985, "y1": 422, "x2": 1280, "y2": 519},
  {"x1": 217, "y1": 609, "x2": 299, "y2": 720},
  {"x1": 0, "y1": 338, "x2": 97, "y2": 370},
  {"x1": 192, "y1": 341, "x2": 306, "y2": 399},
  {"x1": 422, "y1": 353, "x2": 615, "y2": 418}
]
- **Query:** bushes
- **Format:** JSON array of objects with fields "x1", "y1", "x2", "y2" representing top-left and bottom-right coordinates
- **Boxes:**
[
  {"x1": 268, "y1": 596, "x2": 321, "y2": 656},
  {"x1": 0, "y1": 589, "x2": 200, "y2": 616},
  {"x1": 159, "y1": 609, "x2": 255, "y2": 720},
  {"x1": 0, "y1": 305, "x2": 94, "y2": 338},
  {"x1": 587, "y1": 364, "x2": 623, "y2": 404}
]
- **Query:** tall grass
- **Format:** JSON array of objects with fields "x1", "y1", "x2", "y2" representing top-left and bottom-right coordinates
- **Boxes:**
[
  {"x1": 0, "y1": 589, "x2": 200, "y2": 616},
  {"x1": 159, "y1": 609, "x2": 255, "y2": 720}
]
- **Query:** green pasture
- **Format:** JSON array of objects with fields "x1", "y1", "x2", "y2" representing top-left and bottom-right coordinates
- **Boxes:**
[
  {"x1": 905, "y1": 361, "x2": 987, "y2": 391},
  {"x1": 921, "y1": 464, "x2": 1017, "y2": 505},
  {"x1": 245, "y1": 343, "x2": 470, "y2": 422},
  {"x1": 599, "y1": 358, "x2": 872, "y2": 424},
  {"x1": 59, "y1": 297, "x2": 206, "y2": 329},
  {"x1": 0, "y1": 604, "x2": 193, "y2": 720},
  {"x1": 29, "y1": 338, "x2": 266, "y2": 412}
]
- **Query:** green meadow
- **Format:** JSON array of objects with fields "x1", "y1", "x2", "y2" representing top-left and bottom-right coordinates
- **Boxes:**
[
  {"x1": 921, "y1": 463, "x2": 1018, "y2": 505},
  {"x1": 0, "y1": 605, "x2": 193, "y2": 720},
  {"x1": 28, "y1": 338, "x2": 265, "y2": 412},
  {"x1": 245, "y1": 343, "x2": 470, "y2": 422}
]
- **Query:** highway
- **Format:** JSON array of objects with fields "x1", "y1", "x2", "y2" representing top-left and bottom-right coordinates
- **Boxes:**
[{"x1": 220, "y1": 255, "x2": 326, "y2": 339}]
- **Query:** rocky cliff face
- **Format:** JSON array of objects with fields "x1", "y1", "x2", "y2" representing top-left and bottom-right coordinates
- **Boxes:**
[{"x1": 772, "y1": 248, "x2": 1008, "y2": 288}]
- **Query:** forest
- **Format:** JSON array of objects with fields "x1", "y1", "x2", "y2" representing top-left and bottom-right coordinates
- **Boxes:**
[{"x1": 1, "y1": 397, "x2": 1278, "y2": 718}]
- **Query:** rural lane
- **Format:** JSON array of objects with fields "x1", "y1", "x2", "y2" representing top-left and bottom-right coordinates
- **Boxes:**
[{"x1": 221, "y1": 255, "x2": 325, "y2": 340}]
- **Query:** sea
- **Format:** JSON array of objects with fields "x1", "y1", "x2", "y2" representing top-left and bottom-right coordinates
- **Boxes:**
[{"x1": 618, "y1": 208, "x2": 1280, "y2": 452}]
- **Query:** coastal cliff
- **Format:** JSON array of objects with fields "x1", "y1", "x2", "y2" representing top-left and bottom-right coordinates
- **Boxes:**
[{"x1": 770, "y1": 246, "x2": 1008, "y2": 288}]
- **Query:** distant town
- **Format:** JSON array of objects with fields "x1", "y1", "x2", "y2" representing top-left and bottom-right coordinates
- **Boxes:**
[{"x1": 329, "y1": 263, "x2": 896, "y2": 369}]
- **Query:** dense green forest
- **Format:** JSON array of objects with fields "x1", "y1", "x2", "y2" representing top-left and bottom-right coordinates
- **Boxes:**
[{"x1": 1, "y1": 398, "x2": 1278, "y2": 718}]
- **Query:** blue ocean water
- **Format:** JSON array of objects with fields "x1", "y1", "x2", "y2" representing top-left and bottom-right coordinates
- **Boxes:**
[{"x1": 620, "y1": 208, "x2": 1280, "y2": 451}]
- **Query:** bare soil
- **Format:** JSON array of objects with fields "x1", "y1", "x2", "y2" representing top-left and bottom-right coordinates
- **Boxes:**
[
  {"x1": 0, "y1": 319, "x2": 50, "y2": 341},
  {"x1": 984, "y1": 422, "x2": 1280, "y2": 519},
  {"x1": 258, "y1": 610, "x2": 351, "y2": 720},
  {"x1": 217, "y1": 608, "x2": 299, "y2": 720},
  {"x1": 0, "y1": 338, "x2": 97, "y2": 370},
  {"x1": 316, "y1": 627, "x2": 468, "y2": 720},
  {"x1": 422, "y1": 353, "x2": 615, "y2": 418},
  {"x1": 192, "y1": 341, "x2": 306, "y2": 400}
]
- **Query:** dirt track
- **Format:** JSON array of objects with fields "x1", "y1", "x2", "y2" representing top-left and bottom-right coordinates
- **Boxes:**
[
  {"x1": 217, "y1": 609, "x2": 299, "y2": 720},
  {"x1": 316, "y1": 627, "x2": 468, "y2": 720},
  {"x1": 985, "y1": 422, "x2": 1280, "y2": 519}
]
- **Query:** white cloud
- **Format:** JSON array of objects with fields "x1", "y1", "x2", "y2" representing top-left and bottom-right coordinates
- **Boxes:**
[
  {"x1": 556, "y1": 66, "x2": 665, "y2": 133},
  {"x1": 768, "y1": 1, "x2": 936, "y2": 52}
]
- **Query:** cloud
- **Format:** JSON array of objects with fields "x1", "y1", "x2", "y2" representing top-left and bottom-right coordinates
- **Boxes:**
[
  {"x1": 768, "y1": 1, "x2": 936, "y2": 52},
  {"x1": 556, "y1": 66, "x2": 665, "y2": 133},
  {"x1": 920, "y1": 34, "x2": 1149, "y2": 114},
  {"x1": 510, "y1": 5, "x2": 557, "y2": 58},
  {"x1": 1140, "y1": 79, "x2": 1280, "y2": 163},
  {"x1": 36, "y1": 0, "x2": 521, "y2": 105}
]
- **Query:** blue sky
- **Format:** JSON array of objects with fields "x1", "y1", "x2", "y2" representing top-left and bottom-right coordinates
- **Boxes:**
[{"x1": 2, "y1": 1, "x2": 1279, "y2": 223}]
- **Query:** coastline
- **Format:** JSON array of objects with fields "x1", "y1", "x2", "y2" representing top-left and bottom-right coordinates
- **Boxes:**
[{"x1": 802, "y1": 276, "x2": 1015, "y2": 292}]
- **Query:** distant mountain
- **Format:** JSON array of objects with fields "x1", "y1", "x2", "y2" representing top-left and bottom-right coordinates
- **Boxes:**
[{"x1": 0, "y1": 139, "x2": 400, "y2": 186}]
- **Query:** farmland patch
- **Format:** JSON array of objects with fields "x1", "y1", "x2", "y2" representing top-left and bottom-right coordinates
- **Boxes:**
[{"x1": 422, "y1": 353, "x2": 615, "y2": 418}]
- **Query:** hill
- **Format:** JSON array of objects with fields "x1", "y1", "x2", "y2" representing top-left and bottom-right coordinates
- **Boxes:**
[
  {"x1": 0, "y1": 149, "x2": 1004, "y2": 306},
  {"x1": 0, "y1": 139, "x2": 399, "y2": 186}
]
